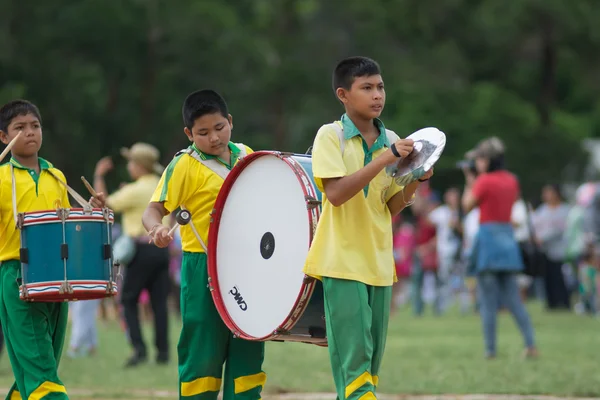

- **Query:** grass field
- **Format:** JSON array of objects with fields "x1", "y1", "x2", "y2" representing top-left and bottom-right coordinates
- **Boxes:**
[{"x1": 0, "y1": 301, "x2": 598, "y2": 399}]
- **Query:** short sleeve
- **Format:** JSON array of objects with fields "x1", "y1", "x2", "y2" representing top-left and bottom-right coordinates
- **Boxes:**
[
  {"x1": 511, "y1": 201, "x2": 526, "y2": 224},
  {"x1": 311, "y1": 125, "x2": 347, "y2": 192},
  {"x1": 106, "y1": 183, "x2": 138, "y2": 212},
  {"x1": 150, "y1": 155, "x2": 191, "y2": 213},
  {"x1": 244, "y1": 145, "x2": 254, "y2": 155},
  {"x1": 472, "y1": 175, "x2": 488, "y2": 202},
  {"x1": 383, "y1": 130, "x2": 404, "y2": 202},
  {"x1": 385, "y1": 180, "x2": 404, "y2": 203},
  {"x1": 428, "y1": 206, "x2": 443, "y2": 225}
]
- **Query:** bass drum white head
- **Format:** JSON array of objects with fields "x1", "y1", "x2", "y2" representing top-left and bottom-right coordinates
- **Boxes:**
[{"x1": 209, "y1": 152, "x2": 318, "y2": 339}]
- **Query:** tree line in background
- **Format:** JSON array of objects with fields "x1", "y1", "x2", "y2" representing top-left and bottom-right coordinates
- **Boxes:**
[{"x1": 1, "y1": 0, "x2": 599, "y2": 202}]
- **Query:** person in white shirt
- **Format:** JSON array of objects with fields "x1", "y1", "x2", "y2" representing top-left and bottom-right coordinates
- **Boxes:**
[
  {"x1": 428, "y1": 188, "x2": 461, "y2": 311},
  {"x1": 511, "y1": 198, "x2": 533, "y2": 299}
]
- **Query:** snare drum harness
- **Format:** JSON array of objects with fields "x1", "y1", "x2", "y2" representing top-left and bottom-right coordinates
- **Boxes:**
[{"x1": 174, "y1": 144, "x2": 247, "y2": 252}]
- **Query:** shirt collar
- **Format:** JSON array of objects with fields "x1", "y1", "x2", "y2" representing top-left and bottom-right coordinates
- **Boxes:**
[
  {"x1": 340, "y1": 113, "x2": 390, "y2": 148},
  {"x1": 9, "y1": 157, "x2": 52, "y2": 171},
  {"x1": 191, "y1": 142, "x2": 241, "y2": 162}
]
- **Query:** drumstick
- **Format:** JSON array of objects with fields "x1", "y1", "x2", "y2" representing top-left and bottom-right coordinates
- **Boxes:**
[
  {"x1": 0, "y1": 131, "x2": 22, "y2": 162},
  {"x1": 81, "y1": 176, "x2": 98, "y2": 197}
]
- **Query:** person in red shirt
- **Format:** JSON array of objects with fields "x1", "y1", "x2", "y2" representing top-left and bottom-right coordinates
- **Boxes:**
[
  {"x1": 411, "y1": 189, "x2": 440, "y2": 316},
  {"x1": 462, "y1": 137, "x2": 538, "y2": 359}
]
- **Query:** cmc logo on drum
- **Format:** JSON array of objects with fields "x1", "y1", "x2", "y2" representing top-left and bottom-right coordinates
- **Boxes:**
[{"x1": 229, "y1": 286, "x2": 247, "y2": 311}]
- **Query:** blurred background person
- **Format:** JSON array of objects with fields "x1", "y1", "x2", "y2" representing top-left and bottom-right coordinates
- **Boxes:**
[
  {"x1": 533, "y1": 184, "x2": 571, "y2": 310},
  {"x1": 462, "y1": 137, "x2": 538, "y2": 359},
  {"x1": 428, "y1": 187, "x2": 461, "y2": 312},
  {"x1": 411, "y1": 186, "x2": 440, "y2": 316},
  {"x1": 392, "y1": 215, "x2": 416, "y2": 313},
  {"x1": 94, "y1": 143, "x2": 171, "y2": 367}
]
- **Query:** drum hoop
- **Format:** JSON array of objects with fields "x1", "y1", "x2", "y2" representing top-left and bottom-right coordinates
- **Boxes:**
[
  {"x1": 21, "y1": 208, "x2": 114, "y2": 226},
  {"x1": 207, "y1": 151, "x2": 319, "y2": 340}
]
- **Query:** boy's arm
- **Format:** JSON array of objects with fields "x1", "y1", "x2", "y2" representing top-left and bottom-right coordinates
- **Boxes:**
[
  {"x1": 143, "y1": 202, "x2": 171, "y2": 248},
  {"x1": 387, "y1": 181, "x2": 420, "y2": 217},
  {"x1": 313, "y1": 127, "x2": 414, "y2": 207},
  {"x1": 142, "y1": 155, "x2": 189, "y2": 248}
]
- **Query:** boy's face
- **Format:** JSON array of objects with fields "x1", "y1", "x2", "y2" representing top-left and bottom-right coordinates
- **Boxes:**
[
  {"x1": 0, "y1": 113, "x2": 42, "y2": 158},
  {"x1": 338, "y1": 74, "x2": 385, "y2": 120},
  {"x1": 184, "y1": 112, "x2": 232, "y2": 156}
]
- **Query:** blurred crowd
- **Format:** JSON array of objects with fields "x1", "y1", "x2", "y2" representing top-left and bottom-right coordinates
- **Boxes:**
[
  {"x1": 1, "y1": 137, "x2": 596, "y2": 365},
  {"x1": 391, "y1": 146, "x2": 600, "y2": 321}
]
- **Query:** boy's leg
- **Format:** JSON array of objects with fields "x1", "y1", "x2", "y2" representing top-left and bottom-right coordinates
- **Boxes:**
[
  {"x1": 222, "y1": 338, "x2": 266, "y2": 400},
  {"x1": 369, "y1": 285, "x2": 392, "y2": 392},
  {"x1": 322, "y1": 277, "x2": 376, "y2": 400},
  {"x1": 0, "y1": 261, "x2": 68, "y2": 399},
  {"x1": 0, "y1": 300, "x2": 21, "y2": 400},
  {"x1": 49, "y1": 302, "x2": 69, "y2": 367},
  {"x1": 178, "y1": 253, "x2": 229, "y2": 400}
]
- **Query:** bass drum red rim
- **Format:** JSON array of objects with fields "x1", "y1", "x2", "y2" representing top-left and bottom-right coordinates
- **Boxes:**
[{"x1": 207, "y1": 151, "x2": 318, "y2": 341}]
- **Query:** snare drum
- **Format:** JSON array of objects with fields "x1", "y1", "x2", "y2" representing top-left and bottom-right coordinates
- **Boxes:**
[
  {"x1": 208, "y1": 151, "x2": 327, "y2": 346},
  {"x1": 18, "y1": 207, "x2": 118, "y2": 302}
]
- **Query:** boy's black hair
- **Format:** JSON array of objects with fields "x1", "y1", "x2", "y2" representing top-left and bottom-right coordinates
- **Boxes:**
[
  {"x1": 0, "y1": 100, "x2": 42, "y2": 133},
  {"x1": 332, "y1": 56, "x2": 381, "y2": 94},
  {"x1": 182, "y1": 89, "x2": 228, "y2": 129}
]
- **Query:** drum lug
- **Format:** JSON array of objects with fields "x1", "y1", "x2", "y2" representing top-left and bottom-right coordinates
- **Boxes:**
[
  {"x1": 16, "y1": 213, "x2": 24, "y2": 230},
  {"x1": 113, "y1": 261, "x2": 123, "y2": 282},
  {"x1": 19, "y1": 284, "x2": 29, "y2": 300},
  {"x1": 274, "y1": 151, "x2": 294, "y2": 159},
  {"x1": 58, "y1": 281, "x2": 73, "y2": 294},
  {"x1": 274, "y1": 329, "x2": 290, "y2": 336},
  {"x1": 305, "y1": 196, "x2": 321, "y2": 210},
  {"x1": 56, "y1": 208, "x2": 69, "y2": 221},
  {"x1": 102, "y1": 207, "x2": 111, "y2": 221},
  {"x1": 207, "y1": 277, "x2": 214, "y2": 292}
]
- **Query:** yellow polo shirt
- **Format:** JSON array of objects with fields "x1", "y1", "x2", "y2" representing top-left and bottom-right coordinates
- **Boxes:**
[
  {"x1": 0, "y1": 158, "x2": 71, "y2": 262},
  {"x1": 303, "y1": 115, "x2": 403, "y2": 286},
  {"x1": 107, "y1": 174, "x2": 162, "y2": 238},
  {"x1": 151, "y1": 142, "x2": 253, "y2": 253}
]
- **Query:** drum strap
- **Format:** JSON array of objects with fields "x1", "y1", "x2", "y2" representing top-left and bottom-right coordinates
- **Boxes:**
[
  {"x1": 179, "y1": 144, "x2": 248, "y2": 181},
  {"x1": 327, "y1": 121, "x2": 397, "y2": 155},
  {"x1": 179, "y1": 205, "x2": 208, "y2": 253},
  {"x1": 175, "y1": 143, "x2": 247, "y2": 254},
  {"x1": 10, "y1": 164, "x2": 18, "y2": 226}
]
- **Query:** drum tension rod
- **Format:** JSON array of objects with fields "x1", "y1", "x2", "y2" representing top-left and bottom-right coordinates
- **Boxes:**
[{"x1": 305, "y1": 196, "x2": 321, "y2": 210}]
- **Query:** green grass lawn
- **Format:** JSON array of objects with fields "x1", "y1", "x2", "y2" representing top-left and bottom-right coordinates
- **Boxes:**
[{"x1": 0, "y1": 301, "x2": 598, "y2": 398}]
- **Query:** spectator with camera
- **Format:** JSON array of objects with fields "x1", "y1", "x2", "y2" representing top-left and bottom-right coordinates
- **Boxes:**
[{"x1": 461, "y1": 137, "x2": 538, "y2": 359}]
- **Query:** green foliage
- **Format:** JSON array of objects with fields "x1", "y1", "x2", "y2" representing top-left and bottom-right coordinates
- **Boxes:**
[{"x1": 0, "y1": 0, "x2": 598, "y2": 199}]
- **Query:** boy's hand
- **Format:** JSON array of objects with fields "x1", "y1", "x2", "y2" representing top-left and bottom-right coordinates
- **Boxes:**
[
  {"x1": 150, "y1": 225, "x2": 173, "y2": 248},
  {"x1": 391, "y1": 139, "x2": 414, "y2": 158},
  {"x1": 419, "y1": 168, "x2": 434, "y2": 182}
]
